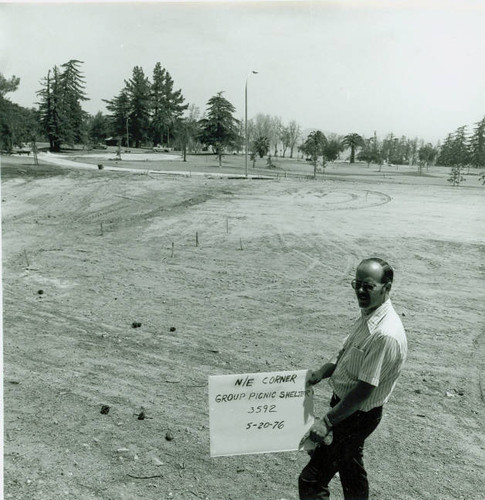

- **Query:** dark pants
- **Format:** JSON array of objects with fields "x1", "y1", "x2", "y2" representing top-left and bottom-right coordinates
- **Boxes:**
[{"x1": 299, "y1": 395, "x2": 383, "y2": 500}]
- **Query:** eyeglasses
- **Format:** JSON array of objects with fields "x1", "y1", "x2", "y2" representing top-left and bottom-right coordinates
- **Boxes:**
[{"x1": 351, "y1": 279, "x2": 385, "y2": 292}]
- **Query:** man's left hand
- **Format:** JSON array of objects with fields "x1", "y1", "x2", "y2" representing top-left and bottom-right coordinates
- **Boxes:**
[{"x1": 299, "y1": 415, "x2": 333, "y2": 449}]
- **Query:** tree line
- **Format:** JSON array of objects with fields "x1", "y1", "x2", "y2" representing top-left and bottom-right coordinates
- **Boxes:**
[{"x1": 1, "y1": 60, "x2": 484, "y2": 184}]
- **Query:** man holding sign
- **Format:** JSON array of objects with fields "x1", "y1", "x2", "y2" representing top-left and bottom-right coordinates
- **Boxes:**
[{"x1": 299, "y1": 258, "x2": 407, "y2": 500}]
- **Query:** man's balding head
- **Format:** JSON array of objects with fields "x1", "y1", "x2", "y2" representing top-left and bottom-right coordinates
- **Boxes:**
[
  {"x1": 358, "y1": 258, "x2": 394, "y2": 284},
  {"x1": 354, "y1": 258, "x2": 394, "y2": 313}
]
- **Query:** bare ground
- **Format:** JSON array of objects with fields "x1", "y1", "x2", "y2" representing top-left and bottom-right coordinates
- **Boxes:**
[{"x1": 2, "y1": 155, "x2": 484, "y2": 500}]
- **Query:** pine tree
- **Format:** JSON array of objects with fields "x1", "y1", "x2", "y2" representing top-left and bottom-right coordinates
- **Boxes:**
[
  {"x1": 60, "y1": 60, "x2": 88, "y2": 145},
  {"x1": 437, "y1": 133, "x2": 454, "y2": 166},
  {"x1": 37, "y1": 67, "x2": 62, "y2": 151},
  {"x1": 451, "y1": 126, "x2": 469, "y2": 167},
  {"x1": 104, "y1": 89, "x2": 131, "y2": 145},
  {"x1": 199, "y1": 92, "x2": 240, "y2": 167},
  {"x1": 150, "y1": 62, "x2": 188, "y2": 146},
  {"x1": 37, "y1": 60, "x2": 88, "y2": 151},
  {"x1": 125, "y1": 66, "x2": 151, "y2": 148},
  {"x1": 468, "y1": 116, "x2": 485, "y2": 169}
]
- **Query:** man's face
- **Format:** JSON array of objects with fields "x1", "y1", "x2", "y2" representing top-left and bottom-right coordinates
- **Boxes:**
[{"x1": 353, "y1": 261, "x2": 389, "y2": 313}]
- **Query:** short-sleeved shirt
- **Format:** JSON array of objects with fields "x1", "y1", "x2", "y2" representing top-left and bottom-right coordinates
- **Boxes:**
[{"x1": 329, "y1": 299, "x2": 407, "y2": 412}]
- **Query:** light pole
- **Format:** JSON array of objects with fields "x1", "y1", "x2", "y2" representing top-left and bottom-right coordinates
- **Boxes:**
[
  {"x1": 245, "y1": 70, "x2": 258, "y2": 177},
  {"x1": 126, "y1": 116, "x2": 130, "y2": 149}
]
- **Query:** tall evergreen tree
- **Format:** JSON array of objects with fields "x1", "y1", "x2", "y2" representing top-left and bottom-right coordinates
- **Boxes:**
[
  {"x1": 125, "y1": 66, "x2": 151, "y2": 148},
  {"x1": 437, "y1": 133, "x2": 454, "y2": 166},
  {"x1": 199, "y1": 92, "x2": 240, "y2": 167},
  {"x1": 468, "y1": 116, "x2": 485, "y2": 169},
  {"x1": 37, "y1": 60, "x2": 88, "y2": 151},
  {"x1": 438, "y1": 126, "x2": 469, "y2": 185},
  {"x1": 59, "y1": 59, "x2": 88, "y2": 145},
  {"x1": 451, "y1": 126, "x2": 469, "y2": 167},
  {"x1": 37, "y1": 66, "x2": 62, "y2": 151},
  {"x1": 150, "y1": 62, "x2": 188, "y2": 146},
  {"x1": 104, "y1": 89, "x2": 131, "y2": 145}
]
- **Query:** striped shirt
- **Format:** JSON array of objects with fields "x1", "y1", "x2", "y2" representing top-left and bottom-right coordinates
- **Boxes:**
[{"x1": 329, "y1": 299, "x2": 407, "y2": 412}]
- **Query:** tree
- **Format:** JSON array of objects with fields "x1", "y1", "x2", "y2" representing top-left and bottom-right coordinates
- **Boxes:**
[
  {"x1": 287, "y1": 120, "x2": 301, "y2": 158},
  {"x1": 0, "y1": 73, "x2": 20, "y2": 97},
  {"x1": 280, "y1": 125, "x2": 291, "y2": 158},
  {"x1": 37, "y1": 66, "x2": 63, "y2": 151},
  {"x1": 436, "y1": 133, "x2": 454, "y2": 166},
  {"x1": 253, "y1": 136, "x2": 270, "y2": 159},
  {"x1": 468, "y1": 116, "x2": 485, "y2": 170},
  {"x1": 198, "y1": 92, "x2": 240, "y2": 167},
  {"x1": 438, "y1": 126, "x2": 469, "y2": 186},
  {"x1": 150, "y1": 62, "x2": 188, "y2": 146},
  {"x1": 342, "y1": 133, "x2": 364, "y2": 163},
  {"x1": 182, "y1": 104, "x2": 202, "y2": 154},
  {"x1": 418, "y1": 143, "x2": 437, "y2": 172},
  {"x1": 357, "y1": 133, "x2": 382, "y2": 166},
  {"x1": 104, "y1": 89, "x2": 131, "y2": 146},
  {"x1": 322, "y1": 134, "x2": 343, "y2": 162},
  {"x1": 448, "y1": 165, "x2": 466, "y2": 186},
  {"x1": 59, "y1": 59, "x2": 89, "y2": 145},
  {"x1": 408, "y1": 137, "x2": 419, "y2": 166},
  {"x1": 37, "y1": 60, "x2": 88, "y2": 151},
  {"x1": 87, "y1": 111, "x2": 110, "y2": 145},
  {"x1": 438, "y1": 126, "x2": 469, "y2": 169},
  {"x1": 0, "y1": 73, "x2": 39, "y2": 152},
  {"x1": 300, "y1": 130, "x2": 327, "y2": 178},
  {"x1": 125, "y1": 66, "x2": 151, "y2": 148},
  {"x1": 270, "y1": 116, "x2": 282, "y2": 156}
]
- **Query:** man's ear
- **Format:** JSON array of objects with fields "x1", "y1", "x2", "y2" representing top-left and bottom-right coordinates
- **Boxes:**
[{"x1": 384, "y1": 282, "x2": 392, "y2": 293}]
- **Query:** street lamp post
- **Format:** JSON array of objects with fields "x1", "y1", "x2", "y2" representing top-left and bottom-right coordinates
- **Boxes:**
[
  {"x1": 126, "y1": 116, "x2": 130, "y2": 149},
  {"x1": 245, "y1": 71, "x2": 258, "y2": 178}
]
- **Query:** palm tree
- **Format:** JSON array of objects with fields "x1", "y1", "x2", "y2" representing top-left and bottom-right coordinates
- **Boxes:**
[
  {"x1": 342, "y1": 133, "x2": 364, "y2": 163},
  {"x1": 300, "y1": 130, "x2": 327, "y2": 178}
]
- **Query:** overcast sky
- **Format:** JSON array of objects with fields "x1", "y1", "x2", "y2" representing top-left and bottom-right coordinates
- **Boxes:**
[{"x1": 1, "y1": 0, "x2": 484, "y2": 143}]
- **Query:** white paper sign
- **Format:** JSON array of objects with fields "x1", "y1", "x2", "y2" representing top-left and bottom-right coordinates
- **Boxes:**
[{"x1": 209, "y1": 369, "x2": 314, "y2": 457}]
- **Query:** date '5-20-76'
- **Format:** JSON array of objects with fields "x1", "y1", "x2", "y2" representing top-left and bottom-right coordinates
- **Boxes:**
[{"x1": 245, "y1": 421, "x2": 285, "y2": 430}]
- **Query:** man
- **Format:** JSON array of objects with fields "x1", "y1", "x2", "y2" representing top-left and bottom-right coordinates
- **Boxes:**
[{"x1": 299, "y1": 257, "x2": 407, "y2": 500}]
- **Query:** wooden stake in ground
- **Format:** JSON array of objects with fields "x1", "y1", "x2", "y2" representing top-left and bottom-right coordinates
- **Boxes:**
[
  {"x1": 171, "y1": 242, "x2": 175, "y2": 258},
  {"x1": 100, "y1": 223, "x2": 104, "y2": 236},
  {"x1": 196, "y1": 232, "x2": 199, "y2": 247},
  {"x1": 226, "y1": 217, "x2": 229, "y2": 234},
  {"x1": 23, "y1": 249, "x2": 30, "y2": 268},
  {"x1": 239, "y1": 238, "x2": 243, "y2": 251}
]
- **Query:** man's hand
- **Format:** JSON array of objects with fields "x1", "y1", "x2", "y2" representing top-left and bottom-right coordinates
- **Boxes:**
[
  {"x1": 307, "y1": 362, "x2": 337, "y2": 386},
  {"x1": 307, "y1": 368, "x2": 325, "y2": 386},
  {"x1": 299, "y1": 415, "x2": 333, "y2": 450}
]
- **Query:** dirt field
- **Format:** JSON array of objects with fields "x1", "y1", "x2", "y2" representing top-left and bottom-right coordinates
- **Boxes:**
[{"x1": 2, "y1": 154, "x2": 484, "y2": 500}]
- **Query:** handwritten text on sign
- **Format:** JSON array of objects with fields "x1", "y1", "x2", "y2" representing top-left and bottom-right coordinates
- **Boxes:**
[{"x1": 209, "y1": 370, "x2": 314, "y2": 457}]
